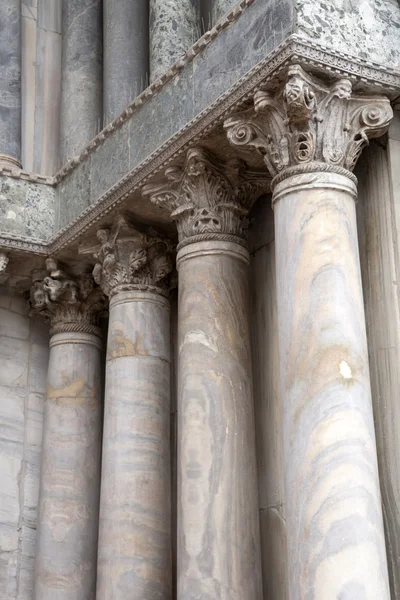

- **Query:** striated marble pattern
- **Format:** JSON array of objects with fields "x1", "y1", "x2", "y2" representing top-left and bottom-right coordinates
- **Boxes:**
[
  {"x1": 0, "y1": 0, "x2": 21, "y2": 164},
  {"x1": 60, "y1": 0, "x2": 102, "y2": 163},
  {"x1": 0, "y1": 288, "x2": 49, "y2": 600},
  {"x1": 34, "y1": 332, "x2": 102, "y2": 599},
  {"x1": 150, "y1": 0, "x2": 200, "y2": 82},
  {"x1": 356, "y1": 139, "x2": 400, "y2": 600},
  {"x1": 176, "y1": 241, "x2": 262, "y2": 600},
  {"x1": 249, "y1": 198, "x2": 288, "y2": 600},
  {"x1": 97, "y1": 290, "x2": 172, "y2": 600},
  {"x1": 273, "y1": 171, "x2": 390, "y2": 599},
  {"x1": 104, "y1": 0, "x2": 149, "y2": 123}
]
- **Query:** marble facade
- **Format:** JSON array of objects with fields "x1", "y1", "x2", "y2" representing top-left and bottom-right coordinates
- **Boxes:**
[{"x1": 0, "y1": 1, "x2": 400, "y2": 599}]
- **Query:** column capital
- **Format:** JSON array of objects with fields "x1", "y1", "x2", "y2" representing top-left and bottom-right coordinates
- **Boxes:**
[
  {"x1": 92, "y1": 216, "x2": 175, "y2": 298},
  {"x1": 142, "y1": 147, "x2": 270, "y2": 247},
  {"x1": 224, "y1": 64, "x2": 393, "y2": 184},
  {"x1": 30, "y1": 258, "x2": 106, "y2": 338}
]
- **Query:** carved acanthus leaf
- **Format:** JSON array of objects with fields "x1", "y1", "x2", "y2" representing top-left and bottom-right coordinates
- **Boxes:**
[
  {"x1": 93, "y1": 217, "x2": 174, "y2": 297},
  {"x1": 142, "y1": 147, "x2": 270, "y2": 244},
  {"x1": 224, "y1": 64, "x2": 393, "y2": 177},
  {"x1": 0, "y1": 251, "x2": 9, "y2": 274},
  {"x1": 30, "y1": 258, "x2": 107, "y2": 336}
]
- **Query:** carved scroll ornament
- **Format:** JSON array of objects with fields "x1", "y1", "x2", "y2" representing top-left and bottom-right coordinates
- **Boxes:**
[
  {"x1": 142, "y1": 147, "x2": 270, "y2": 246},
  {"x1": 224, "y1": 64, "x2": 393, "y2": 179},
  {"x1": 30, "y1": 258, "x2": 106, "y2": 336},
  {"x1": 92, "y1": 216, "x2": 175, "y2": 298}
]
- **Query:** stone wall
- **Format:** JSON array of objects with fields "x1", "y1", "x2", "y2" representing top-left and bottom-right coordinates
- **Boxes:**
[{"x1": 0, "y1": 286, "x2": 49, "y2": 599}]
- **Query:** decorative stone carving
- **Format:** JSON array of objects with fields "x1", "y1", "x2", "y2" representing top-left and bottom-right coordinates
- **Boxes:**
[
  {"x1": 142, "y1": 147, "x2": 270, "y2": 246},
  {"x1": 224, "y1": 64, "x2": 393, "y2": 178},
  {"x1": 0, "y1": 251, "x2": 9, "y2": 273},
  {"x1": 30, "y1": 257, "x2": 106, "y2": 336},
  {"x1": 92, "y1": 216, "x2": 175, "y2": 297}
]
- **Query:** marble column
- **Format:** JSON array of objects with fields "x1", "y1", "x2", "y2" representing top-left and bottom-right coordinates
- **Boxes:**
[
  {"x1": 225, "y1": 65, "x2": 393, "y2": 598},
  {"x1": 104, "y1": 0, "x2": 149, "y2": 123},
  {"x1": 60, "y1": 0, "x2": 102, "y2": 163},
  {"x1": 92, "y1": 219, "x2": 174, "y2": 599},
  {"x1": 30, "y1": 259, "x2": 105, "y2": 599},
  {"x1": 143, "y1": 148, "x2": 268, "y2": 600},
  {"x1": 150, "y1": 0, "x2": 200, "y2": 82},
  {"x1": 0, "y1": 0, "x2": 21, "y2": 168}
]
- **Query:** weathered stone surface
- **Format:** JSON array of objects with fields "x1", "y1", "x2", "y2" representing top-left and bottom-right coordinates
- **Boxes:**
[
  {"x1": 60, "y1": 0, "x2": 102, "y2": 163},
  {"x1": 177, "y1": 240, "x2": 262, "y2": 600},
  {"x1": 356, "y1": 131, "x2": 400, "y2": 600},
  {"x1": 34, "y1": 332, "x2": 102, "y2": 599},
  {"x1": 97, "y1": 290, "x2": 172, "y2": 600},
  {"x1": 274, "y1": 171, "x2": 390, "y2": 598},
  {"x1": 296, "y1": 0, "x2": 400, "y2": 68},
  {"x1": 150, "y1": 0, "x2": 200, "y2": 82},
  {"x1": 0, "y1": 176, "x2": 55, "y2": 240},
  {"x1": 249, "y1": 198, "x2": 288, "y2": 600},
  {"x1": 104, "y1": 0, "x2": 149, "y2": 123},
  {"x1": 0, "y1": 288, "x2": 49, "y2": 600},
  {"x1": 0, "y1": 0, "x2": 21, "y2": 166},
  {"x1": 213, "y1": 0, "x2": 237, "y2": 22},
  {"x1": 56, "y1": 0, "x2": 291, "y2": 231}
]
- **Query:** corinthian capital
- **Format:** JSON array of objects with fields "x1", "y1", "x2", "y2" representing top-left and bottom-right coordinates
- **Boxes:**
[
  {"x1": 92, "y1": 217, "x2": 174, "y2": 298},
  {"x1": 224, "y1": 64, "x2": 393, "y2": 178},
  {"x1": 142, "y1": 147, "x2": 270, "y2": 246},
  {"x1": 30, "y1": 258, "x2": 106, "y2": 337}
]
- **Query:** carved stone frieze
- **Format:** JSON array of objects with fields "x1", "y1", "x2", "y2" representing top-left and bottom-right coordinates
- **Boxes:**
[
  {"x1": 224, "y1": 64, "x2": 393, "y2": 180},
  {"x1": 92, "y1": 216, "x2": 175, "y2": 298},
  {"x1": 30, "y1": 258, "x2": 106, "y2": 337},
  {"x1": 142, "y1": 147, "x2": 270, "y2": 246}
]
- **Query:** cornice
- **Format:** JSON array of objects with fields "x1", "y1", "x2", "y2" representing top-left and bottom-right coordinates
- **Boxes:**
[
  {"x1": 0, "y1": 233, "x2": 48, "y2": 256},
  {"x1": 46, "y1": 34, "x2": 400, "y2": 256},
  {"x1": 2, "y1": 34, "x2": 400, "y2": 259}
]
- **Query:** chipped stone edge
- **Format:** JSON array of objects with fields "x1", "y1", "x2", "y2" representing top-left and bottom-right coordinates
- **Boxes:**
[{"x1": 1, "y1": 33, "x2": 400, "y2": 257}]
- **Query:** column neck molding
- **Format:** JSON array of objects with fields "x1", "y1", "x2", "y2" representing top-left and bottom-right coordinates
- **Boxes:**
[
  {"x1": 142, "y1": 147, "x2": 270, "y2": 248},
  {"x1": 30, "y1": 258, "x2": 106, "y2": 338},
  {"x1": 224, "y1": 64, "x2": 393, "y2": 181},
  {"x1": 92, "y1": 216, "x2": 175, "y2": 299},
  {"x1": 272, "y1": 170, "x2": 358, "y2": 206},
  {"x1": 176, "y1": 240, "x2": 249, "y2": 269}
]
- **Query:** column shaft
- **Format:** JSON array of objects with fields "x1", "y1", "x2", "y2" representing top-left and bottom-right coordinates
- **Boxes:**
[
  {"x1": 34, "y1": 332, "x2": 102, "y2": 599},
  {"x1": 96, "y1": 290, "x2": 172, "y2": 599},
  {"x1": 0, "y1": 0, "x2": 21, "y2": 167},
  {"x1": 103, "y1": 0, "x2": 149, "y2": 123},
  {"x1": 150, "y1": 0, "x2": 200, "y2": 82},
  {"x1": 273, "y1": 170, "x2": 390, "y2": 598},
  {"x1": 60, "y1": 0, "x2": 102, "y2": 163},
  {"x1": 177, "y1": 240, "x2": 262, "y2": 600}
]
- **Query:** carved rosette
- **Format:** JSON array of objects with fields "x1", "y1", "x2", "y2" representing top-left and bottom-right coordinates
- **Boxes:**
[
  {"x1": 92, "y1": 217, "x2": 175, "y2": 298},
  {"x1": 30, "y1": 258, "x2": 107, "y2": 337},
  {"x1": 224, "y1": 64, "x2": 393, "y2": 181},
  {"x1": 142, "y1": 147, "x2": 270, "y2": 247}
]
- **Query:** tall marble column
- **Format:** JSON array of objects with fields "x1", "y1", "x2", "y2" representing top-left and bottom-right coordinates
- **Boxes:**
[
  {"x1": 225, "y1": 65, "x2": 393, "y2": 598},
  {"x1": 150, "y1": 0, "x2": 200, "y2": 82},
  {"x1": 104, "y1": 0, "x2": 149, "y2": 123},
  {"x1": 0, "y1": 0, "x2": 21, "y2": 168},
  {"x1": 92, "y1": 218, "x2": 174, "y2": 599},
  {"x1": 143, "y1": 149, "x2": 268, "y2": 600},
  {"x1": 30, "y1": 259, "x2": 105, "y2": 599},
  {"x1": 60, "y1": 0, "x2": 102, "y2": 163}
]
